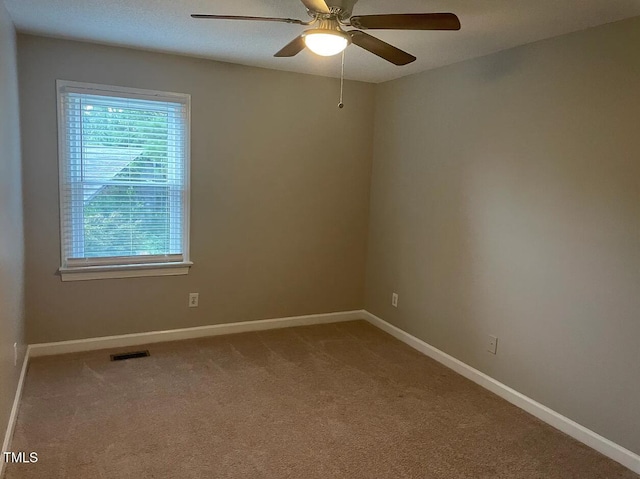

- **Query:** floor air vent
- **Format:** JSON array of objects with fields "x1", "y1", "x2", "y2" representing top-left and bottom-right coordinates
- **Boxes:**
[{"x1": 110, "y1": 350, "x2": 150, "y2": 361}]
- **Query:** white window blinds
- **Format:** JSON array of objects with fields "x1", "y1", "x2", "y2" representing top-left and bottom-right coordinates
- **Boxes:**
[{"x1": 57, "y1": 81, "x2": 190, "y2": 269}]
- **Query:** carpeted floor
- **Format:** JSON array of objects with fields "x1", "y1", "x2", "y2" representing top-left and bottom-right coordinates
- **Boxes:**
[{"x1": 5, "y1": 321, "x2": 638, "y2": 478}]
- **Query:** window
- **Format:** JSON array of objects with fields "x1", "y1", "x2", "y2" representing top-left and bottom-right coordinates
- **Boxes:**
[{"x1": 57, "y1": 81, "x2": 191, "y2": 281}]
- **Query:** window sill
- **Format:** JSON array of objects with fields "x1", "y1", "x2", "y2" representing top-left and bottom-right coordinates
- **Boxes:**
[{"x1": 59, "y1": 262, "x2": 193, "y2": 282}]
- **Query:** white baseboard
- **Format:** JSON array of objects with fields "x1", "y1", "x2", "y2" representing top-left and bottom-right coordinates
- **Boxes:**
[
  {"x1": 28, "y1": 310, "x2": 365, "y2": 357},
  {"x1": 362, "y1": 311, "x2": 640, "y2": 474},
  {"x1": 1, "y1": 346, "x2": 30, "y2": 479}
]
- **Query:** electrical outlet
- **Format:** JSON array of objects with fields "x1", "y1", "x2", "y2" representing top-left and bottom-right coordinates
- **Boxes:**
[
  {"x1": 392, "y1": 292, "x2": 398, "y2": 308},
  {"x1": 14, "y1": 343, "x2": 18, "y2": 366},
  {"x1": 488, "y1": 335, "x2": 498, "y2": 355},
  {"x1": 188, "y1": 293, "x2": 199, "y2": 308}
]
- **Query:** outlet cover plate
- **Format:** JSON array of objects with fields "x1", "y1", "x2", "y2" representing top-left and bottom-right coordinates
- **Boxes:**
[
  {"x1": 188, "y1": 293, "x2": 199, "y2": 308},
  {"x1": 488, "y1": 335, "x2": 498, "y2": 354}
]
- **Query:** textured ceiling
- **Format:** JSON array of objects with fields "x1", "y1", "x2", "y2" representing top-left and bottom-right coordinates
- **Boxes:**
[{"x1": 5, "y1": 0, "x2": 640, "y2": 83}]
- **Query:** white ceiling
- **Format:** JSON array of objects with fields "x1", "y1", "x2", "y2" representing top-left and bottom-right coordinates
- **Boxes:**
[{"x1": 5, "y1": 0, "x2": 640, "y2": 83}]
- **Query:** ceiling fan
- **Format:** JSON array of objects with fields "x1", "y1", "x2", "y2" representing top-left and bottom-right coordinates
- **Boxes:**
[{"x1": 192, "y1": 0, "x2": 461, "y2": 66}]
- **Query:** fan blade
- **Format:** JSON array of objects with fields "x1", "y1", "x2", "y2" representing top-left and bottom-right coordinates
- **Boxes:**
[
  {"x1": 349, "y1": 31, "x2": 416, "y2": 66},
  {"x1": 300, "y1": 0, "x2": 330, "y2": 14},
  {"x1": 350, "y1": 13, "x2": 461, "y2": 31},
  {"x1": 191, "y1": 14, "x2": 306, "y2": 25},
  {"x1": 274, "y1": 36, "x2": 306, "y2": 57}
]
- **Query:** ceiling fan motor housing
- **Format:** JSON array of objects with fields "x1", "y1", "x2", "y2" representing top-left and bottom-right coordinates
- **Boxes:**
[
  {"x1": 312, "y1": 17, "x2": 347, "y2": 33},
  {"x1": 316, "y1": 0, "x2": 359, "y2": 20}
]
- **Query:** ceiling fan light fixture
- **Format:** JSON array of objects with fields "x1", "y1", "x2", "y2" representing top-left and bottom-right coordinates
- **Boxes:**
[{"x1": 303, "y1": 30, "x2": 350, "y2": 56}]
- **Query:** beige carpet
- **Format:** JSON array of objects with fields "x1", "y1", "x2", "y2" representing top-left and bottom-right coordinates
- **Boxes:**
[{"x1": 5, "y1": 321, "x2": 638, "y2": 479}]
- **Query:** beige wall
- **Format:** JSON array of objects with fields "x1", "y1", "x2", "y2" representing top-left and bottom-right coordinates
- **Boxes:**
[
  {"x1": 18, "y1": 35, "x2": 374, "y2": 344},
  {"x1": 0, "y1": 0, "x2": 25, "y2": 450},
  {"x1": 366, "y1": 17, "x2": 640, "y2": 455}
]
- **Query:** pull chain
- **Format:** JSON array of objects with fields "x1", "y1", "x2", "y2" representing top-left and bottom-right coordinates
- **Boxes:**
[{"x1": 338, "y1": 50, "x2": 345, "y2": 109}]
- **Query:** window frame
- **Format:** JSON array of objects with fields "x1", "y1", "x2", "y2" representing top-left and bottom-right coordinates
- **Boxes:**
[{"x1": 56, "y1": 80, "x2": 192, "y2": 282}]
